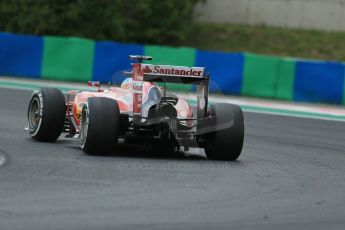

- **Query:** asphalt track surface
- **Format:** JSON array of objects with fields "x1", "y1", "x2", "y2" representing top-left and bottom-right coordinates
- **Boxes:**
[{"x1": 0, "y1": 88, "x2": 345, "y2": 230}]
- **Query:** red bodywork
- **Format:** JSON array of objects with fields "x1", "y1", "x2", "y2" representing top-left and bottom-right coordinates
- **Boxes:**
[{"x1": 70, "y1": 81, "x2": 193, "y2": 127}]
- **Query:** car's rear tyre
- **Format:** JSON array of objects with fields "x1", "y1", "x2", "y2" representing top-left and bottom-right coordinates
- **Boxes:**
[
  {"x1": 27, "y1": 87, "x2": 66, "y2": 142},
  {"x1": 204, "y1": 103, "x2": 244, "y2": 161},
  {"x1": 79, "y1": 97, "x2": 120, "y2": 154}
]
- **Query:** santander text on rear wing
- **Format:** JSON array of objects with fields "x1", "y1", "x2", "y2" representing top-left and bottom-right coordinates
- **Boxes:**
[
  {"x1": 125, "y1": 55, "x2": 208, "y2": 84},
  {"x1": 140, "y1": 64, "x2": 208, "y2": 85}
]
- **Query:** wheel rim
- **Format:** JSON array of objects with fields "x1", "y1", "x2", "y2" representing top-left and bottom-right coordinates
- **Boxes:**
[
  {"x1": 28, "y1": 98, "x2": 40, "y2": 130},
  {"x1": 79, "y1": 107, "x2": 89, "y2": 148}
]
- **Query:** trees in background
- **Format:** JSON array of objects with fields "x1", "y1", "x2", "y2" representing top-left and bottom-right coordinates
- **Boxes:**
[{"x1": 0, "y1": 0, "x2": 203, "y2": 44}]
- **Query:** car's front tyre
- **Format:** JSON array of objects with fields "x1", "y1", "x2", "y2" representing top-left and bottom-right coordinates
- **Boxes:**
[{"x1": 27, "y1": 87, "x2": 66, "y2": 142}]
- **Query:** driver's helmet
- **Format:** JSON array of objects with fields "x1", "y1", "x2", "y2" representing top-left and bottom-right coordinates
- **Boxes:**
[{"x1": 121, "y1": 77, "x2": 132, "y2": 89}]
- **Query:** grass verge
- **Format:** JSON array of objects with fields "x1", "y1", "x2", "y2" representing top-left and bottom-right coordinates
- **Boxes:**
[{"x1": 179, "y1": 23, "x2": 345, "y2": 62}]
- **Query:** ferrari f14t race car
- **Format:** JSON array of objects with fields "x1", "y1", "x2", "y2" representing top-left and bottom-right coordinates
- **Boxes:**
[{"x1": 27, "y1": 55, "x2": 244, "y2": 160}]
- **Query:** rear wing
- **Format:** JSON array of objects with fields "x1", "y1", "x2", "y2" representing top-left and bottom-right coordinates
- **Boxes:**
[
  {"x1": 125, "y1": 55, "x2": 209, "y2": 84},
  {"x1": 140, "y1": 64, "x2": 208, "y2": 85},
  {"x1": 127, "y1": 55, "x2": 209, "y2": 122}
]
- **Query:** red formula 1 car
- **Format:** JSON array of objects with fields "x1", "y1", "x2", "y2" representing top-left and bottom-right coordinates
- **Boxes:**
[{"x1": 27, "y1": 55, "x2": 244, "y2": 160}]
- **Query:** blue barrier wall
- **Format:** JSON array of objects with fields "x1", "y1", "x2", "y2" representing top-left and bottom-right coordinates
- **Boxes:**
[
  {"x1": 92, "y1": 41, "x2": 144, "y2": 84},
  {"x1": 195, "y1": 50, "x2": 244, "y2": 95},
  {"x1": 1, "y1": 32, "x2": 345, "y2": 105},
  {"x1": 294, "y1": 61, "x2": 345, "y2": 104},
  {"x1": 0, "y1": 33, "x2": 43, "y2": 78}
]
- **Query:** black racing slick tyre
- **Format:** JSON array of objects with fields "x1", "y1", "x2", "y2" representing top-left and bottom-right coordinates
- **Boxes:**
[
  {"x1": 27, "y1": 87, "x2": 66, "y2": 142},
  {"x1": 204, "y1": 103, "x2": 244, "y2": 161},
  {"x1": 79, "y1": 97, "x2": 120, "y2": 154}
]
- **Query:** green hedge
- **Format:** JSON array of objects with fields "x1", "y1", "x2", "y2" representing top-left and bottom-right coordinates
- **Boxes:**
[{"x1": 0, "y1": 0, "x2": 203, "y2": 44}]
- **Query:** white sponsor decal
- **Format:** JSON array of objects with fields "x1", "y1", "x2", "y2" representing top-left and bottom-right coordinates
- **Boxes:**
[{"x1": 141, "y1": 64, "x2": 204, "y2": 77}]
